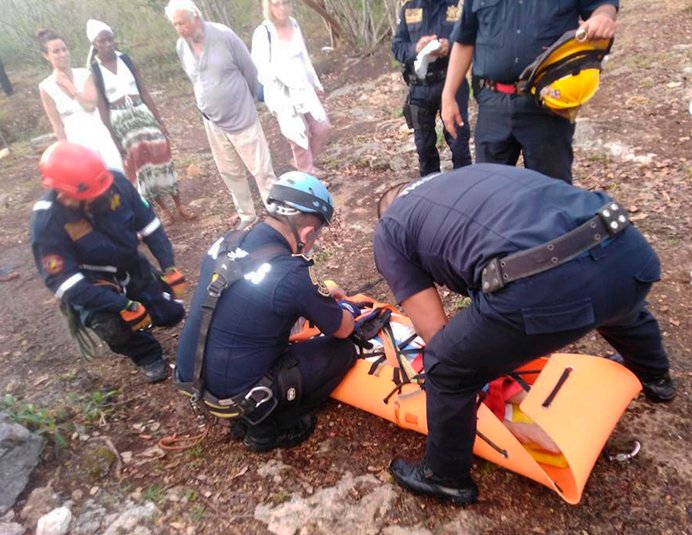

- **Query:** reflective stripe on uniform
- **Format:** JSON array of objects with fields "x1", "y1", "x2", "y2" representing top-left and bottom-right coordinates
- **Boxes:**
[
  {"x1": 139, "y1": 218, "x2": 161, "y2": 237},
  {"x1": 55, "y1": 273, "x2": 85, "y2": 299},
  {"x1": 79, "y1": 263, "x2": 117, "y2": 273},
  {"x1": 33, "y1": 200, "x2": 53, "y2": 211}
]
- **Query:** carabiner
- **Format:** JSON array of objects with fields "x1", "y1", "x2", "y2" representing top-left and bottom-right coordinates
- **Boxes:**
[
  {"x1": 245, "y1": 385, "x2": 273, "y2": 408},
  {"x1": 606, "y1": 440, "x2": 641, "y2": 462}
]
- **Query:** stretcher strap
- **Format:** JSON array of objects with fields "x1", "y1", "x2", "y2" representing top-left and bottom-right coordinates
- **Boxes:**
[
  {"x1": 476, "y1": 429, "x2": 509, "y2": 459},
  {"x1": 508, "y1": 372, "x2": 532, "y2": 393},
  {"x1": 542, "y1": 367, "x2": 573, "y2": 408},
  {"x1": 398, "y1": 333, "x2": 418, "y2": 349},
  {"x1": 382, "y1": 323, "x2": 419, "y2": 384},
  {"x1": 367, "y1": 355, "x2": 386, "y2": 375}
]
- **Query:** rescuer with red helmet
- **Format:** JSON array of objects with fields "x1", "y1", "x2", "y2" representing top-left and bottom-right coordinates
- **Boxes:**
[{"x1": 30, "y1": 141, "x2": 187, "y2": 382}]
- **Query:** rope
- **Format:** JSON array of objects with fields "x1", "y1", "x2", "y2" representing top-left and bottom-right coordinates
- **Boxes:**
[
  {"x1": 60, "y1": 301, "x2": 103, "y2": 361},
  {"x1": 158, "y1": 426, "x2": 209, "y2": 451}
]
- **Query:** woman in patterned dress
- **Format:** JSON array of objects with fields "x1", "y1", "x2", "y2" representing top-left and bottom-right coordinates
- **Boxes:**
[{"x1": 87, "y1": 19, "x2": 195, "y2": 225}]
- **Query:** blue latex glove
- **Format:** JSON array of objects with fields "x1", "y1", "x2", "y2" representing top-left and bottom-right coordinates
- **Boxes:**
[{"x1": 338, "y1": 299, "x2": 361, "y2": 318}]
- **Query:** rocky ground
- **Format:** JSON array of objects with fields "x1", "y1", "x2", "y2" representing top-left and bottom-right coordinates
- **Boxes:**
[{"x1": 0, "y1": 0, "x2": 691, "y2": 533}]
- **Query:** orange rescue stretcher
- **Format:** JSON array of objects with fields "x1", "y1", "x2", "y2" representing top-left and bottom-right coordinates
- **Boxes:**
[{"x1": 290, "y1": 294, "x2": 642, "y2": 504}]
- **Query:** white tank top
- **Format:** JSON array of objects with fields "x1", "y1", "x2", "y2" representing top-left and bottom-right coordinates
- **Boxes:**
[
  {"x1": 96, "y1": 54, "x2": 139, "y2": 103},
  {"x1": 38, "y1": 68, "x2": 92, "y2": 117}
]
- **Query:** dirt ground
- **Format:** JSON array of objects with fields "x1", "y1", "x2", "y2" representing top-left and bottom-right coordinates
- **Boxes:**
[{"x1": 1, "y1": 0, "x2": 691, "y2": 533}]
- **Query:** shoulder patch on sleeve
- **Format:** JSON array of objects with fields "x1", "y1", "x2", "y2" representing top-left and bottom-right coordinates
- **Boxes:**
[
  {"x1": 42, "y1": 255, "x2": 64, "y2": 275},
  {"x1": 447, "y1": 3, "x2": 462, "y2": 21},
  {"x1": 405, "y1": 7, "x2": 423, "y2": 24},
  {"x1": 308, "y1": 265, "x2": 331, "y2": 297},
  {"x1": 110, "y1": 193, "x2": 121, "y2": 211},
  {"x1": 64, "y1": 219, "x2": 93, "y2": 242}
]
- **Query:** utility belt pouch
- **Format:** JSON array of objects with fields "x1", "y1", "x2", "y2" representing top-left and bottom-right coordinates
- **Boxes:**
[
  {"x1": 276, "y1": 353, "x2": 303, "y2": 405},
  {"x1": 409, "y1": 99, "x2": 435, "y2": 131},
  {"x1": 235, "y1": 375, "x2": 278, "y2": 425},
  {"x1": 403, "y1": 93, "x2": 414, "y2": 129}
]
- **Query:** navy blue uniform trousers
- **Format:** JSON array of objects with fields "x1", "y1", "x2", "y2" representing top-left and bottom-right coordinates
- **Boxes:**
[
  {"x1": 423, "y1": 226, "x2": 669, "y2": 478},
  {"x1": 411, "y1": 79, "x2": 472, "y2": 176},
  {"x1": 86, "y1": 273, "x2": 184, "y2": 367},
  {"x1": 253, "y1": 336, "x2": 357, "y2": 433},
  {"x1": 475, "y1": 88, "x2": 575, "y2": 183}
]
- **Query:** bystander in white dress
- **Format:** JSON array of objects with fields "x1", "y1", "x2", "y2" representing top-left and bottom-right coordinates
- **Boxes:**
[
  {"x1": 252, "y1": 17, "x2": 330, "y2": 176},
  {"x1": 38, "y1": 68, "x2": 123, "y2": 172}
]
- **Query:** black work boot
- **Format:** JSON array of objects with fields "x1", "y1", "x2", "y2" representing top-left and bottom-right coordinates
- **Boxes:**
[
  {"x1": 389, "y1": 458, "x2": 479, "y2": 505},
  {"x1": 229, "y1": 420, "x2": 248, "y2": 441},
  {"x1": 138, "y1": 357, "x2": 168, "y2": 383},
  {"x1": 244, "y1": 414, "x2": 316, "y2": 453},
  {"x1": 640, "y1": 371, "x2": 676, "y2": 403}
]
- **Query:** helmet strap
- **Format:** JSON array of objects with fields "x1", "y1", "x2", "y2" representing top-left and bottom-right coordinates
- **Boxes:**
[{"x1": 283, "y1": 215, "x2": 305, "y2": 254}]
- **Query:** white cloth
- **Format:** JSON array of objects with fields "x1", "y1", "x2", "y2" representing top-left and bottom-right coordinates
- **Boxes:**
[
  {"x1": 251, "y1": 18, "x2": 326, "y2": 149},
  {"x1": 414, "y1": 39, "x2": 442, "y2": 78},
  {"x1": 86, "y1": 19, "x2": 112, "y2": 43},
  {"x1": 95, "y1": 53, "x2": 139, "y2": 103},
  {"x1": 39, "y1": 68, "x2": 123, "y2": 172}
]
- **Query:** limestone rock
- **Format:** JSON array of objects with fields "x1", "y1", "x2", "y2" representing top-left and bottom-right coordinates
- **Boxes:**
[
  {"x1": 19, "y1": 487, "x2": 58, "y2": 528},
  {"x1": 0, "y1": 522, "x2": 25, "y2": 535},
  {"x1": 0, "y1": 413, "x2": 44, "y2": 514},
  {"x1": 36, "y1": 507, "x2": 71, "y2": 535}
]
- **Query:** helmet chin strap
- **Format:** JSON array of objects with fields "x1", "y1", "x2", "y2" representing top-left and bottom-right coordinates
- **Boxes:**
[{"x1": 284, "y1": 215, "x2": 305, "y2": 254}]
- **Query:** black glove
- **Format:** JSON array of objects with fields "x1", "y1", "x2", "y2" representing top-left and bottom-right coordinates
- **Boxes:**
[{"x1": 350, "y1": 308, "x2": 392, "y2": 349}]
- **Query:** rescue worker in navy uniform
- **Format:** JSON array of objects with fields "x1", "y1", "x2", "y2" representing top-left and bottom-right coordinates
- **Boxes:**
[
  {"x1": 441, "y1": 1, "x2": 618, "y2": 183},
  {"x1": 175, "y1": 172, "x2": 357, "y2": 452},
  {"x1": 392, "y1": 0, "x2": 471, "y2": 177},
  {"x1": 374, "y1": 164, "x2": 676, "y2": 504},
  {"x1": 30, "y1": 142, "x2": 186, "y2": 382}
]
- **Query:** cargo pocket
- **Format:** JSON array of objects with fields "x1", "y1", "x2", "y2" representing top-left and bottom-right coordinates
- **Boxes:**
[
  {"x1": 633, "y1": 253, "x2": 661, "y2": 304},
  {"x1": 635, "y1": 254, "x2": 661, "y2": 284},
  {"x1": 522, "y1": 298, "x2": 595, "y2": 335}
]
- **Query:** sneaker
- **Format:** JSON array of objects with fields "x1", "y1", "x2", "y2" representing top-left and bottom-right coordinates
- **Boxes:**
[
  {"x1": 243, "y1": 414, "x2": 316, "y2": 453},
  {"x1": 389, "y1": 458, "x2": 479, "y2": 505},
  {"x1": 640, "y1": 371, "x2": 676, "y2": 403},
  {"x1": 138, "y1": 358, "x2": 168, "y2": 383}
]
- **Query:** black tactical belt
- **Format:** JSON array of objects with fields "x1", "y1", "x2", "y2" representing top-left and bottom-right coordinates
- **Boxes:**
[
  {"x1": 481, "y1": 202, "x2": 630, "y2": 294},
  {"x1": 405, "y1": 69, "x2": 447, "y2": 86}
]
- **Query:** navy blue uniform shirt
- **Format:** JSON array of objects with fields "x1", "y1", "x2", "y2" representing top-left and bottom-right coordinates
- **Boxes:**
[
  {"x1": 373, "y1": 164, "x2": 612, "y2": 303},
  {"x1": 392, "y1": 0, "x2": 463, "y2": 69},
  {"x1": 176, "y1": 222, "x2": 344, "y2": 398},
  {"x1": 453, "y1": 0, "x2": 618, "y2": 82},
  {"x1": 30, "y1": 172, "x2": 174, "y2": 313}
]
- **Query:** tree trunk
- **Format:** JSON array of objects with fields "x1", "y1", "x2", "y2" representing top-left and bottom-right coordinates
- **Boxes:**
[{"x1": 300, "y1": 0, "x2": 345, "y2": 47}]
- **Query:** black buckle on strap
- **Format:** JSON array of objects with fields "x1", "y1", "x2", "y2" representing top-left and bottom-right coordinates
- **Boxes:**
[
  {"x1": 597, "y1": 202, "x2": 629, "y2": 236},
  {"x1": 481, "y1": 257, "x2": 507, "y2": 293}
]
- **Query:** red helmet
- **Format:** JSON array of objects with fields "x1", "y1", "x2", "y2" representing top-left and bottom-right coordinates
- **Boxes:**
[{"x1": 39, "y1": 141, "x2": 114, "y2": 201}]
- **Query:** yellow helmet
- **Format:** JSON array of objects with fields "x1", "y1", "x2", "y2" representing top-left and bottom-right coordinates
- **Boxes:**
[{"x1": 518, "y1": 30, "x2": 613, "y2": 121}]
